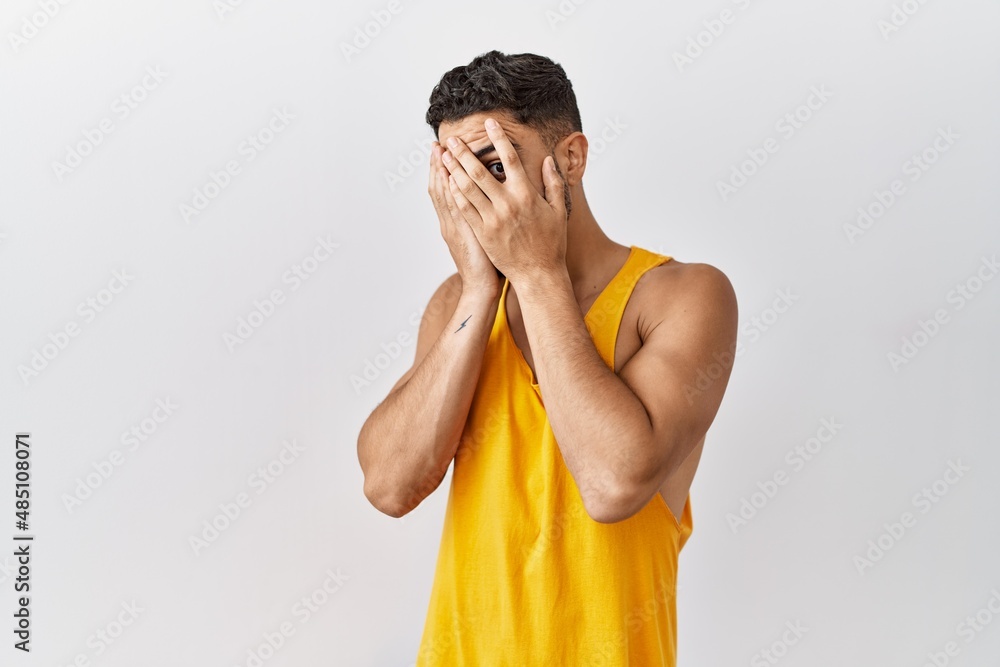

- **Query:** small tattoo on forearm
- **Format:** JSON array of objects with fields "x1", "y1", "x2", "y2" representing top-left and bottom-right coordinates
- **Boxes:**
[{"x1": 455, "y1": 315, "x2": 472, "y2": 332}]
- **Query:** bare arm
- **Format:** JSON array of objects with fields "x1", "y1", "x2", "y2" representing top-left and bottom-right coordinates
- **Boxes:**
[
  {"x1": 357, "y1": 274, "x2": 501, "y2": 517},
  {"x1": 515, "y1": 263, "x2": 738, "y2": 523}
]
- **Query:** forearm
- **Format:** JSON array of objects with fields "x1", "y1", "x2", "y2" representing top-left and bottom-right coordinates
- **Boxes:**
[
  {"x1": 359, "y1": 287, "x2": 500, "y2": 516},
  {"x1": 514, "y1": 270, "x2": 655, "y2": 510}
]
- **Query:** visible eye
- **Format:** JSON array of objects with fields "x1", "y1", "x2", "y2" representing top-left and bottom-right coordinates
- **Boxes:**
[{"x1": 487, "y1": 161, "x2": 506, "y2": 181}]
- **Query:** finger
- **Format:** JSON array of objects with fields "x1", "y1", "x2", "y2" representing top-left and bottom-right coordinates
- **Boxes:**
[
  {"x1": 446, "y1": 172, "x2": 484, "y2": 229},
  {"x1": 442, "y1": 138, "x2": 501, "y2": 207},
  {"x1": 542, "y1": 155, "x2": 567, "y2": 219},
  {"x1": 442, "y1": 145, "x2": 493, "y2": 216},
  {"x1": 429, "y1": 147, "x2": 446, "y2": 211},
  {"x1": 429, "y1": 142, "x2": 445, "y2": 194},
  {"x1": 433, "y1": 164, "x2": 450, "y2": 238},
  {"x1": 429, "y1": 141, "x2": 440, "y2": 176},
  {"x1": 439, "y1": 167, "x2": 462, "y2": 222},
  {"x1": 431, "y1": 146, "x2": 456, "y2": 237},
  {"x1": 483, "y1": 117, "x2": 529, "y2": 192},
  {"x1": 428, "y1": 142, "x2": 440, "y2": 201},
  {"x1": 437, "y1": 165, "x2": 463, "y2": 224}
]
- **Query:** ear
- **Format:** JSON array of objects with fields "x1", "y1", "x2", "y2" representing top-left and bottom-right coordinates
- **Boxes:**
[{"x1": 556, "y1": 132, "x2": 588, "y2": 186}]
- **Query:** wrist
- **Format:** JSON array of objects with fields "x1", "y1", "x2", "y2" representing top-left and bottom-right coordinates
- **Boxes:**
[
  {"x1": 510, "y1": 266, "x2": 571, "y2": 306},
  {"x1": 460, "y1": 277, "x2": 502, "y2": 303}
]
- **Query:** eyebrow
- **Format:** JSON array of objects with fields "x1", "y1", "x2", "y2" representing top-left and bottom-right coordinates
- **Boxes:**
[{"x1": 473, "y1": 140, "x2": 522, "y2": 160}]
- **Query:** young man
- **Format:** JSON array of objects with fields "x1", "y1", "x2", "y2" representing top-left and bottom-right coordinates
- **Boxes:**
[{"x1": 357, "y1": 50, "x2": 738, "y2": 665}]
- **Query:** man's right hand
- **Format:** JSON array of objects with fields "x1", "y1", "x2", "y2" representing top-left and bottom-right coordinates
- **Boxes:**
[{"x1": 428, "y1": 141, "x2": 502, "y2": 299}]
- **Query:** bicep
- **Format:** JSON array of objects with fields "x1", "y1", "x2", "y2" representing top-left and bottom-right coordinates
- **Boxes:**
[
  {"x1": 386, "y1": 272, "x2": 463, "y2": 398},
  {"x1": 618, "y1": 264, "x2": 738, "y2": 470}
]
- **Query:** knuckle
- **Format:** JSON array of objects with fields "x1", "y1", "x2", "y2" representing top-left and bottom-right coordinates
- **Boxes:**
[{"x1": 469, "y1": 164, "x2": 489, "y2": 181}]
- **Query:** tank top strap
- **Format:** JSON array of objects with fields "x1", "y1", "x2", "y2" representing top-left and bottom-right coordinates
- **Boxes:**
[
  {"x1": 678, "y1": 493, "x2": 694, "y2": 551},
  {"x1": 585, "y1": 245, "x2": 673, "y2": 369}
]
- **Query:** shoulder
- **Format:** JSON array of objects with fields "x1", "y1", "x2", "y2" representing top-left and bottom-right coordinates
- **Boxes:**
[
  {"x1": 436, "y1": 271, "x2": 465, "y2": 305},
  {"x1": 413, "y1": 271, "x2": 463, "y2": 330},
  {"x1": 442, "y1": 271, "x2": 464, "y2": 299},
  {"x1": 635, "y1": 258, "x2": 738, "y2": 332}
]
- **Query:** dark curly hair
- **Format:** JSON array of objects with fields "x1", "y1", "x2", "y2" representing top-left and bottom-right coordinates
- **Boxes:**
[{"x1": 425, "y1": 50, "x2": 583, "y2": 151}]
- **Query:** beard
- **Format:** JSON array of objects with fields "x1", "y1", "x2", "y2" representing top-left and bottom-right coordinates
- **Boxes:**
[{"x1": 551, "y1": 153, "x2": 573, "y2": 217}]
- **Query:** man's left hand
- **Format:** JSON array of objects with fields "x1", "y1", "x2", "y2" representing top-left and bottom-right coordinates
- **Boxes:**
[{"x1": 441, "y1": 118, "x2": 569, "y2": 285}]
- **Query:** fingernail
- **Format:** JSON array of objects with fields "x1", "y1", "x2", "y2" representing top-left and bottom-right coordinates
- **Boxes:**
[
  {"x1": 447, "y1": 136, "x2": 458, "y2": 148},
  {"x1": 485, "y1": 118, "x2": 498, "y2": 130}
]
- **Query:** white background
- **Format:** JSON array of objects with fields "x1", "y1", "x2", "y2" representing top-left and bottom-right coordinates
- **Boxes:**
[{"x1": 1, "y1": 0, "x2": 999, "y2": 665}]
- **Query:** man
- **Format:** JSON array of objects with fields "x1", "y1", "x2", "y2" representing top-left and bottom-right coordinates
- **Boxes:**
[{"x1": 357, "y1": 50, "x2": 738, "y2": 665}]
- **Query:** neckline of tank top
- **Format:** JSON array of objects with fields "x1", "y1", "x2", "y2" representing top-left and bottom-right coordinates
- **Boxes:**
[
  {"x1": 503, "y1": 244, "x2": 640, "y2": 324},
  {"x1": 501, "y1": 245, "x2": 641, "y2": 387}
]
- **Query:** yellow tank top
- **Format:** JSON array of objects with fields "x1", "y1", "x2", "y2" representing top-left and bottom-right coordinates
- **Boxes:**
[{"x1": 416, "y1": 245, "x2": 693, "y2": 666}]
